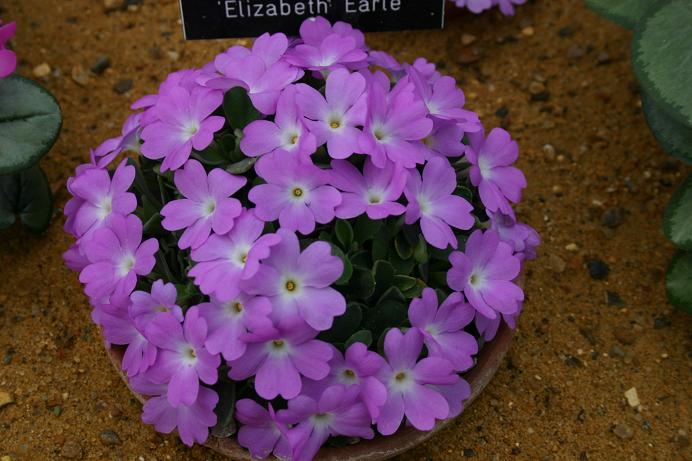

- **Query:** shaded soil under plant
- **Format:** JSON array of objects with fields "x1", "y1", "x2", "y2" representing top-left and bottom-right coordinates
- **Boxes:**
[{"x1": 0, "y1": 0, "x2": 690, "y2": 459}]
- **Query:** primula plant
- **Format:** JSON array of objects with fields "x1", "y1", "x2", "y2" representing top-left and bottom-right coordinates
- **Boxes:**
[
  {"x1": 451, "y1": 0, "x2": 526, "y2": 16},
  {"x1": 0, "y1": 19, "x2": 62, "y2": 233},
  {"x1": 587, "y1": 0, "x2": 692, "y2": 314},
  {"x1": 64, "y1": 16, "x2": 538, "y2": 460}
]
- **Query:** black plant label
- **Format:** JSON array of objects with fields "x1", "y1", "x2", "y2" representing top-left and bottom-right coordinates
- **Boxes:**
[{"x1": 179, "y1": 0, "x2": 445, "y2": 39}]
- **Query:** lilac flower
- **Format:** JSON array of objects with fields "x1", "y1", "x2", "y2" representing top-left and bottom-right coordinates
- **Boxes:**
[
  {"x1": 243, "y1": 229, "x2": 346, "y2": 331},
  {"x1": 161, "y1": 159, "x2": 246, "y2": 249},
  {"x1": 423, "y1": 119, "x2": 465, "y2": 159},
  {"x1": 79, "y1": 214, "x2": 158, "y2": 300},
  {"x1": 235, "y1": 400, "x2": 292, "y2": 460},
  {"x1": 249, "y1": 152, "x2": 341, "y2": 235},
  {"x1": 129, "y1": 280, "x2": 183, "y2": 331},
  {"x1": 405, "y1": 157, "x2": 474, "y2": 249},
  {"x1": 376, "y1": 328, "x2": 459, "y2": 435},
  {"x1": 447, "y1": 229, "x2": 524, "y2": 319},
  {"x1": 466, "y1": 128, "x2": 527, "y2": 217},
  {"x1": 197, "y1": 292, "x2": 273, "y2": 361},
  {"x1": 281, "y1": 385, "x2": 374, "y2": 461},
  {"x1": 67, "y1": 160, "x2": 136, "y2": 239},
  {"x1": 295, "y1": 68, "x2": 367, "y2": 159},
  {"x1": 411, "y1": 57, "x2": 441, "y2": 82},
  {"x1": 141, "y1": 86, "x2": 225, "y2": 172},
  {"x1": 130, "y1": 376, "x2": 218, "y2": 447},
  {"x1": 359, "y1": 77, "x2": 432, "y2": 168},
  {"x1": 408, "y1": 288, "x2": 478, "y2": 372},
  {"x1": 497, "y1": 0, "x2": 526, "y2": 16},
  {"x1": 330, "y1": 159, "x2": 406, "y2": 220},
  {"x1": 189, "y1": 210, "x2": 281, "y2": 300},
  {"x1": 408, "y1": 67, "x2": 467, "y2": 121},
  {"x1": 227, "y1": 322, "x2": 333, "y2": 400},
  {"x1": 0, "y1": 20, "x2": 16, "y2": 78},
  {"x1": 132, "y1": 69, "x2": 203, "y2": 126},
  {"x1": 474, "y1": 307, "x2": 520, "y2": 342},
  {"x1": 145, "y1": 308, "x2": 221, "y2": 407},
  {"x1": 63, "y1": 243, "x2": 90, "y2": 272},
  {"x1": 93, "y1": 113, "x2": 142, "y2": 168},
  {"x1": 429, "y1": 378, "x2": 472, "y2": 419},
  {"x1": 304, "y1": 342, "x2": 387, "y2": 421},
  {"x1": 287, "y1": 33, "x2": 368, "y2": 73},
  {"x1": 453, "y1": 0, "x2": 493, "y2": 13},
  {"x1": 368, "y1": 50, "x2": 404, "y2": 79},
  {"x1": 99, "y1": 299, "x2": 157, "y2": 377},
  {"x1": 489, "y1": 211, "x2": 540, "y2": 261},
  {"x1": 240, "y1": 86, "x2": 317, "y2": 159},
  {"x1": 299, "y1": 17, "x2": 365, "y2": 50}
]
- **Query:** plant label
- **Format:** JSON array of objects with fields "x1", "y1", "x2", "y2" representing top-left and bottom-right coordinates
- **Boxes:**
[{"x1": 179, "y1": 0, "x2": 445, "y2": 39}]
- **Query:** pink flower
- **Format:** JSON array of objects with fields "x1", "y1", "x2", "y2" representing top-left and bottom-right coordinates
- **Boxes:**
[
  {"x1": 141, "y1": 86, "x2": 225, "y2": 172},
  {"x1": 161, "y1": 159, "x2": 246, "y2": 249},
  {"x1": 235, "y1": 400, "x2": 292, "y2": 459},
  {"x1": 0, "y1": 20, "x2": 17, "y2": 78}
]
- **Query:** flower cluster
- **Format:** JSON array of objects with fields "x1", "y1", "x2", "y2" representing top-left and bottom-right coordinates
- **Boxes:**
[
  {"x1": 452, "y1": 0, "x2": 526, "y2": 15},
  {"x1": 64, "y1": 16, "x2": 538, "y2": 461},
  {"x1": 0, "y1": 18, "x2": 16, "y2": 78}
]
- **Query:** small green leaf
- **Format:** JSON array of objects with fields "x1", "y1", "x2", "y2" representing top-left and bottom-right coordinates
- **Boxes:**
[
  {"x1": 335, "y1": 219, "x2": 354, "y2": 248},
  {"x1": 402, "y1": 278, "x2": 426, "y2": 299},
  {"x1": 364, "y1": 299, "x2": 408, "y2": 333},
  {"x1": 347, "y1": 266, "x2": 376, "y2": 300},
  {"x1": 377, "y1": 286, "x2": 406, "y2": 305},
  {"x1": 223, "y1": 87, "x2": 261, "y2": 130},
  {"x1": 211, "y1": 378, "x2": 237, "y2": 438},
  {"x1": 354, "y1": 215, "x2": 383, "y2": 244},
  {"x1": 345, "y1": 330, "x2": 373, "y2": 348},
  {"x1": 319, "y1": 303, "x2": 363, "y2": 343},
  {"x1": 585, "y1": 0, "x2": 653, "y2": 29},
  {"x1": 0, "y1": 165, "x2": 54, "y2": 233},
  {"x1": 393, "y1": 275, "x2": 417, "y2": 292},
  {"x1": 0, "y1": 75, "x2": 62, "y2": 175},
  {"x1": 394, "y1": 233, "x2": 413, "y2": 260},
  {"x1": 226, "y1": 157, "x2": 257, "y2": 175},
  {"x1": 641, "y1": 92, "x2": 692, "y2": 164},
  {"x1": 372, "y1": 260, "x2": 395, "y2": 300},
  {"x1": 665, "y1": 250, "x2": 692, "y2": 314},
  {"x1": 192, "y1": 139, "x2": 231, "y2": 166},
  {"x1": 330, "y1": 244, "x2": 353, "y2": 286},
  {"x1": 632, "y1": 0, "x2": 692, "y2": 127},
  {"x1": 664, "y1": 174, "x2": 692, "y2": 250},
  {"x1": 413, "y1": 235, "x2": 429, "y2": 264}
]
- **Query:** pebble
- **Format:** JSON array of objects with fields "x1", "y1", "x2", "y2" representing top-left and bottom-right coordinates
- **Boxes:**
[
  {"x1": 674, "y1": 429, "x2": 690, "y2": 449},
  {"x1": 71, "y1": 65, "x2": 89, "y2": 86},
  {"x1": 521, "y1": 26, "x2": 535, "y2": 37},
  {"x1": 32, "y1": 63, "x2": 52, "y2": 78},
  {"x1": 495, "y1": 106, "x2": 509, "y2": 118},
  {"x1": 566, "y1": 243, "x2": 579, "y2": 252},
  {"x1": 0, "y1": 390, "x2": 13, "y2": 408},
  {"x1": 462, "y1": 448, "x2": 476, "y2": 457},
  {"x1": 586, "y1": 259, "x2": 610, "y2": 280},
  {"x1": 601, "y1": 207, "x2": 624, "y2": 228},
  {"x1": 60, "y1": 441, "x2": 83, "y2": 459},
  {"x1": 612, "y1": 423, "x2": 634, "y2": 439},
  {"x1": 614, "y1": 327, "x2": 637, "y2": 345},
  {"x1": 567, "y1": 44, "x2": 584, "y2": 59},
  {"x1": 2, "y1": 456, "x2": 10, "y2": 461},
  {"x1": 597, "y1": 51, "x2": 612, "y2": 65},
  {"x1": 547, "y1": 254, "x2": 566, "y2": 273},
  {"x1": 461, "y1": 33, "x2": 477, "y2": 45},
  {"x1": 565, "y1": 355, "x2": 583, "y2": 368},
  {"x1": 606, "y1": 291, "x2": 624, "y2": 306},
  {"x1": 529, "y1": 81, "x2": 546, "y2": 95},
  {"x1": 653, "y1": 316, "x2": 671, "y2": 329},
  {"x1": 103, "y1": 0, "x2": 125, "y2": 12},
  {"x1": 90, "y1": 56, "x2": 111, "y2": 74},
  {"x1": 624, "y1": 387, "x2": 640, "y2": 408},
  {"x1": 113, "y1": 79, "x2": 133, "y2": 94},
  {"x1": 559, "y1": 26, "x2": 574, "y2": 37},
  {"x1": 99, "y1": 429, "x2": 121, "y2": 445},
  {"x1": 531, "y1": 90, "x2": 551, "y2": 102}
]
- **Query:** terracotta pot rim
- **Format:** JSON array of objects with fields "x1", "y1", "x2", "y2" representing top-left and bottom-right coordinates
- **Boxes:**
[{"x1": 107, "y1": 321, "x2": 513, "y2": 461}]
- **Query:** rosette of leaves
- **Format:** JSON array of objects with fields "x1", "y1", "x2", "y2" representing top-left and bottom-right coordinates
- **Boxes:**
[
  {"x1": 586, "y1": 0, "x2": 692, "y2": 313},
  {"x1": 0, "y1": 74, "x2": 62, "y2": 233}
]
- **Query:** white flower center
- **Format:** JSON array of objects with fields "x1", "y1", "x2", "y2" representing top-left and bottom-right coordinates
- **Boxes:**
[
  {"x1": 229, "y1": 245, "x2": 251, "y2": 268},
  {"x1": 389, "y1": 369, "x2": 414, "y2": 393},
  {"x1": 98, "y1": 196, "x2": 113, "y2": 220},
  {"x1": 310, "y1": 412, "x2": 334, "y2": 430},
  {"x1": 183, "y1": 121, "x2": 200, "y2": 140},
  {"x1": 224, "y1": 300, "x2": 244, "y2": 318},
  {"x1": 478, "y1": 157, "x2": 492, "y2": 178},
  {"x1": 417, "y1": 194, "x2": 433, "y2": 215},
  {"x1": 338, "y1": 368, "x2": 359, "y2": 385},
  {"x1": 117, "y1": 253, "x2": 136, "y2": 277},
  {"x1": 182, "y1": 346, "x2": 197, "y2": 365},
  {"x1": 469, "y1": 270, "x2": 486, "y2": 289},
  {"x1": 202, "y1": 198, "x2": 216, "y2": 217},
  {"x1": 267, "y1": 338, "x2": 292, "y2": 358}
]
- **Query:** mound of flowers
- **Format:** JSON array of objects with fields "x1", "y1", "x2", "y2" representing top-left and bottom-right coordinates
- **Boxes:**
[
  {"x1": 63, "y1": 16, "x2": 538, "y2": 461},
  {"x1": 452, "y1": 0, "x2": 526, "y2": 15}
]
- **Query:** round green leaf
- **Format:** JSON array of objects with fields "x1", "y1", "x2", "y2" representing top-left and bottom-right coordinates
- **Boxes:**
[
  {"x1": 664, "y1": 174, "x2": 692, "y2": 250},
  {"x1": 0, "y1": 165, "x2": 54, "y2": 233},
  {"x1": 632, "y1": 0, "x2": 692, "y2": 127},
  {"x1": 223, "y1": 87, "x2": 261, "y2": 130},
  {"x1": 0, "y1": 75, "x2": 62, "y2": 175},
  {"x1": 641, "y1": 92, "x2": 692, "y2": 163},
  {"x1": 665, "y1": 250, "x2": 692, "y2": 314},
  {"x1": 586, "y1": 0, "x2": 653, "y2": 29}
]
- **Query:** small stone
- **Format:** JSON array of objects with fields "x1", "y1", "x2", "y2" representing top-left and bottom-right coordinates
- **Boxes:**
[
  {"x1": 60, "y1": 441, "x2": 82, "y2": 459},
  {"x1": 521, "y1": 26, "x2": 534, "y2": 37},
  {"x1": 610, "y1": 345, "x2": 626, "y2": 358},
  {"x1": 529, "y1": 81, "x2": 546, "y2": 95},
  {"x1": 612, "y1": 423, "x2": 634, "y2": 439},
  {"x1": 559, "y1": 26, "x2": 574, "y2": 37},
  {"x1": 100, "y1": 429, "x2": 121, "y2": 445},
  {"x1": 567, "y1": 44, "x2": 584, "y2": 59},
  {"x1": 457, "y1": 47, "x2": 481, "y2": 65},
  {"x1": 565, "y1": 355, "x2": 583, "y2": 368},
  {"x1": 597, "y1": 51, "x2": 612, "y2": 65},
  {"x1": 103, "y1": 0, "x2": 125, "y2": 12},
  {"x1": 586, "y1": 259, "x2": 610, "y2": 280},
  {"x1": 614, "y1": 327, "x2": 636, "y2": 345},
  {"x1": 2, "y1": 455, "x2": 11, "y2": 461},
  {"x1": 674, "y1": 429, "x2": 690, "y2": 449},
  {"x1": 167, "y1": 50, "x2": 180, "y2": 62},
  {"x1": 601, "y1": 208, "x2": 624, "y2": 228},
  {"x1": 33, "y1": 63, "x2": 51, "y2": 78},
  {"x1": 461, "y1": 33, "x2": 477, "y2": 45},
  {"x1": 90, "y1": 56, "x2": 111, "y2": 75},
  {"x1": 71, "y1": 65, "x2": 89, "y2": 86},
  {"x1": 624, "y1": 387, "x2": 640, "y2": 408},
  {"x1": 606, "y1": 291, "x2": 624, "y2": 306},
  {"x1": 148, "y1": 46, "x2": 163, "y2": 60},
  {"x1": 113, "y1": 79, "x2": 133, "y2": 94},
  {"x1": 531, "y1": 91, "x2": 551, "y2": 102},
  {"x1": 463, "y1": 448, "x2": 476, "y2": 457},
  {"x1": 495, "y1": 106, "x2": 509, "y2": 118},
  {"x1": 547, "y1": 254, "x2": 566, "y2": 273},
  {"x1": 0, "y1": 390, "x2": 13, "y2": 408},
  {"x1": 653, "y1": 316, "x2": 671, "y2": 329},
  {"x1": 565, "y1": 243, "x2": 579, "y2": 252}
]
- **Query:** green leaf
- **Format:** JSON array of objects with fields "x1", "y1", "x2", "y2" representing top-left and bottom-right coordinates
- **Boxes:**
[
  {"x1": 319, "y1": 303, "x2": 363, "y2": 343},
  {"x1": 192, "y1": 138, "x2": 231, "y2": 166},
  {"x1": 211, "y1": 378, "x2": 237, "y2": 438},
  {"x1": 345, "y1": 330, "x2": 373, "y2": 348},
  {"x1": 394, "y1": 233, "x2": 413, "y2": 260},
  {"x1": 665, "y1": 250, "x2": 692, "y2": 313},
  {"x1": 641, "y1": 92, "x2": 692, "y2": 163},
  {"x1": 664, "y1": 174, "x2": 692, "y2": 250},
  {"x1": 223, "y1": 87, "x2": 261, "y2": 130},
  {"x1": 335, "y1": 219, "x2": 354, "y2": 249},
  {"x1": 372, "y1": 260, "x2": 395, "y2": 300},
  {"x1": 377, "y1": 286, "x2": 406, "y2": 305},
  {"x1": 364, "y1": 299, "x2": 408, "y2": 333},
  {"x1": 347, "y1": 266, "x2": 376, "y2": 300},
  {"x1": 354, "y1": 215, "x2": 383, "y2": 244},
  {"x1": 632, "y1": 0, "x2": 692, "y2": 127},
  {"x1": 413, "y1": 235, "x2": 429, "y2": 264},
  {"x1": 0, "y1": 75, "x2": 62, "y2": 175},
  {"x1": 330, "y1": 244, "x2": 353, "y2": 286},
  {"x1": 226, "y1": 157, "x2": 257, "y2": 175},
  {"x1": 0, "y1": 165, "x2": 53, "y2": 233},
  {"x1": 393, "y1": 275, "x2": 417, "y2": 292},
  {"x1": 585, "y1": 0, "x2": 653, "y2": 29}
]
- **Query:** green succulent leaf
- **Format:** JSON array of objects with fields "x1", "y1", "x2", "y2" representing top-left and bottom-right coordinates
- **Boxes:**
[
  {"x1": 364, "y1": 299, "x2": 408, "y2": 333},
  {"x1": 664, "y1": 175, "x2": 692, "y2": 250},
  {"x1": 393, "y1": 274, "x2": 417, "y2": 292},
  {"x1": 330, "y1": 244, "x2": 353, "y2": 286},
  {"x1": 347, "y1": 266, "x2": 376, "y2": 300},
  {"x1": 192, "y1": 138, "x2": 232, "y2": 166},
  {"x1": 211, "y1": 378, "x2": 236, "y2": 438},
  {"x1": 641, "y1": 92, "x2": 692, "y2": 164},
  {"x1": 345, "y1": 330, "x2": 373, "y2": 348},
  {"x1": 0, "y1": 165, "x2": 54, "y2": 233},
  {"x1": 0, "y1": 75, "x2": 62, "y2": 175},
  {"x1": 665, "y1": 250, "x2": 692, "y2": 314},
  {"x1": 413, "y1": 235, "x2": 429, "y2": 264},
  {"x1": 632, "y1": 0, "x2": 692, "y2": 127},
  {"x1": 335, "y1": 219, "x2": 354, "y2": 249},
  {"x1": 319, "y1": 303, "x2": 363, "y2": 343},
  {"x1": 354, "y1": 215, "x2": 383, "y2": 244},
  {"x1": 585, "y1": 0, "x2": 653, "y2": 29},
  {"x1": 226, "y1": 157, "x2": 257, "y2": 175},
  {"x1": 223, "y1": 87, "x2": 261, "y2": 130}
]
